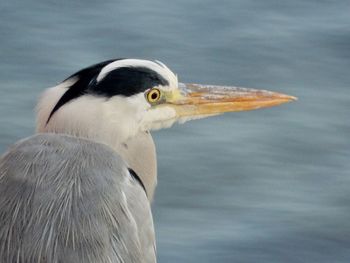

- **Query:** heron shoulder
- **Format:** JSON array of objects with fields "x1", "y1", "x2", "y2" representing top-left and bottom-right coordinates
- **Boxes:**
[{"x1": 0, "y1": 133, "x2": 155, "y2": 263}]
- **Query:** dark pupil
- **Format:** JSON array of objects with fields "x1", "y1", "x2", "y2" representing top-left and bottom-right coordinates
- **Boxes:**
[{"x1": 151, "y1": 92, "x2": 158, "y2": 100}]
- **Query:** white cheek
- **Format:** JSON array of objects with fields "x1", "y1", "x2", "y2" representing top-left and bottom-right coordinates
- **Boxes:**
[
  {"x1": 140, "y1": 106, "x2": 177, "y2": 131},
  {"x1": 126, "y1": 94, "x2": 150, "y2": 120},
  {"x1": 103, "y1": 95, "x2": 149, "y2": 141}
]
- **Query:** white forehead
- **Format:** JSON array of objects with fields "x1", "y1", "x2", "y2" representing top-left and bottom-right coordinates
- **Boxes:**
[{"x1": 96, "y1": 59, "x2": 178, "y2": 88}]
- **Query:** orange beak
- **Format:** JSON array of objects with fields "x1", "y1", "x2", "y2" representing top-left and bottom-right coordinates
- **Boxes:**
[{"x1": 167, "y1": 83, "x2": 297, "y2": 117}]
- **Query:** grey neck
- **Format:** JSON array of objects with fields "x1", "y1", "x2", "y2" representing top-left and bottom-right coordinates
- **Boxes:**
[{"x1": 112, "y1": 131, "x2": 157, "y2": 202}]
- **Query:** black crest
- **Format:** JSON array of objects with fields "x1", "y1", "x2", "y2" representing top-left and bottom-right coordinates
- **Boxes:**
[{"x1": 47, "y1": 59, "x2": 169, "y2": 124}]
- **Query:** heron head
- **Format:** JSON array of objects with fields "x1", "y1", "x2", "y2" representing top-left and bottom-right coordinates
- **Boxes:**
[{"x1": 37, "y1": 58, "x2": 296, "y2": 143}]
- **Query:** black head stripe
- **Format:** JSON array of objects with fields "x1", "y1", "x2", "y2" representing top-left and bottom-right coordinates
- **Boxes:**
[
  {"x1": 47, "y1": 59, "x2": 121, "y2": 123},
  {"x1": 47, "y1": 59, "x2": 169, "y2": 124},
  {"x1": 62, "y1": 59, "x2": 121, "y2": 82},
  {"x1": 88, "y1": 66, "x2": 169, "y2": 97}
]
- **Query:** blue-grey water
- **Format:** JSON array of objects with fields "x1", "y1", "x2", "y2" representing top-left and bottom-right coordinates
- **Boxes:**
[{"x1": 1, "y1": 1, "x2": 349, "y2": 262}]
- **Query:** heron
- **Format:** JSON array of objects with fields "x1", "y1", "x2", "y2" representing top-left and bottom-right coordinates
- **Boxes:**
[{"x1": 0, "y1": 59, "x2": 295, "y2": 263}]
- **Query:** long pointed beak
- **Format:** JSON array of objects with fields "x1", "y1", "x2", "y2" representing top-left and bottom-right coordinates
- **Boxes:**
[{"x1": 168, "y1": 83, "x2": 297, "y2": 117}]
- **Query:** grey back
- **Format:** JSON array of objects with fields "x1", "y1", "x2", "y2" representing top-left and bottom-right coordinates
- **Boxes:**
[{"x1": 0, "y1": 134, "x2": 156, "y2": 263}]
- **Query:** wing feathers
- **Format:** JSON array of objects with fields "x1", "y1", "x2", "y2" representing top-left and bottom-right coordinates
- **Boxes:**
[{"x1": 0, "y1": 134, "x2": 155, "y2": 263}]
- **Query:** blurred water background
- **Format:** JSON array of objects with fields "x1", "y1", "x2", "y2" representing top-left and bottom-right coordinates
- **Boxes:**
[{"x1": 0, "y1": 0, "x2": 349, "y2": 262}]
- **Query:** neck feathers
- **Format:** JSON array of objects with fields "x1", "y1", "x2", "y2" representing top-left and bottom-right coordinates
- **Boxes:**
[{"x1": 36, "y1": 81, "x2": 157, "y2": 201}]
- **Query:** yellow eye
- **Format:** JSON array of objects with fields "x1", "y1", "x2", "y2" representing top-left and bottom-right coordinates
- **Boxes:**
[{"x1": 146, "y1": 88, "x2": 161, "y2": 103}]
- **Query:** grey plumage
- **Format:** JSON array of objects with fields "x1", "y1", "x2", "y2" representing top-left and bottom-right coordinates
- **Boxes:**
[
  {"x1": 0, "y1": 58, "x2": 295, "y2": 263},
  {"x1": 0, "y1": 134, "x2": 156, "y2": 263}
]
